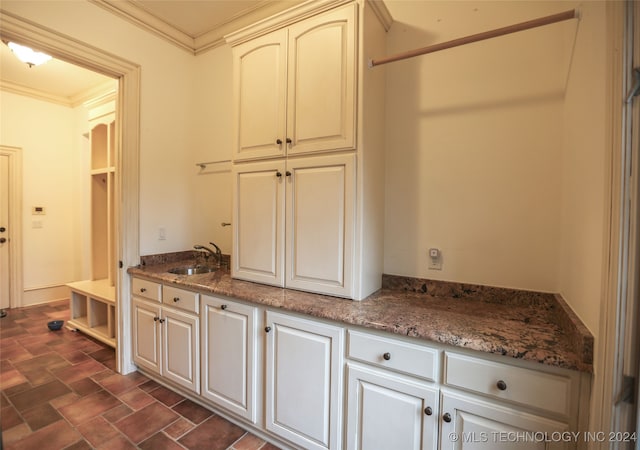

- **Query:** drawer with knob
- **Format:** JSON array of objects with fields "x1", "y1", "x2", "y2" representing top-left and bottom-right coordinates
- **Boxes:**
[
  {"x1": 132, "y1": 278, "x2": 162, "y2": 302},
  {"x1": 347, "y1": 330, "x2": 439, "y2": 381},
  {"x1": 443, "y1": 352, "x2": 573, "y2": 417},
  {"x1": 162, "y1": 285, "x2": 199, "y2": 314}
]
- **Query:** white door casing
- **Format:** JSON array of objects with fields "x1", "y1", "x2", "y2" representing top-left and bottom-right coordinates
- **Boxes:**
[
  {"x1": 0, "y1": 146, "x2": 22, "y2": 311},
  {"x1": 0, "y1": 154, "x2": 10, "y2": 310}
]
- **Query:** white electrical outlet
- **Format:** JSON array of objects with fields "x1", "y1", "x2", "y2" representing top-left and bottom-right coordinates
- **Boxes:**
[
  {"x1": 428, "y1": 248, "x2": 442, "y2": 270},
  {"x1": 158, "y1": 227, "x2": 166, "y2": 240}
]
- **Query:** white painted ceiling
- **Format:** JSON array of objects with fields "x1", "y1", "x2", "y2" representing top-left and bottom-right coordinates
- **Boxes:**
[
  {"x1": 135, "y1": 0, "x2": 267, "y2": 37},
  {"x1": 0, "y1": 0, "x2": 304, "y2": 104}
]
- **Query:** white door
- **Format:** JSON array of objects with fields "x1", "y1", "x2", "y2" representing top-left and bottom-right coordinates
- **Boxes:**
[
  {"x1": 285, "y1": 153, "x2": 355, "y2": 297},
  {"x1": 346, "y1": 363, "x2": 439, "y2": 450},
  {"x1": 232, "y1": 29, "x2": 288, "y2": 161},
  {"x1": 201, "y1": 295, "x2": 257, "y2": 422},
  {"x1": 232, "y1": 160, "x2": 286, "y2": 286},
  {"x1": 132, "y1": 299, "x2": 161, "y2": 374},
  {"x1": 286, "y1": 4, "x2": 356, "y2": 156},
  {"x1": 265, "y1": 311, "x2": 344, "y2": 450},
  {"x1": 440, "y1": 391, "x2": 568, "y2": 450},
  {"x1": 162, "y1": 307, "x2": 199, "y2": 393},
  {"x1": 0, "y1": 154, "x2": 9, "y2": 310}
]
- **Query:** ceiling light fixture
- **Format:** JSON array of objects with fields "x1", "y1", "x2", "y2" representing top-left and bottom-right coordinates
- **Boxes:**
[{"x1": 6, "y1": 41, "x2": 52, "y2": 68}]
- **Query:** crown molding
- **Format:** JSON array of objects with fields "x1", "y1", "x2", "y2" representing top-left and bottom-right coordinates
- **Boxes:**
[
  {"x1": 367, "y1": 0, "x2": 393, "y2": 32},
  {"x1": 89, "y1": 0, "x2": 196, "y2": 54},
  {"x1": 1, "y1": 78, "x2": 117, "y2": 108},
  {"x1": 194, "y1": 0, "x2": 307, "y2": 54},
  {"x1": 90, "y1": 0, "x2": 309, "y2": 55},
  {"x1": 0, "y1": 80, "x2": 71, "y2": 106},
  {"x1": 225, "y1": 0, "x2": 352, "y2": 47}
]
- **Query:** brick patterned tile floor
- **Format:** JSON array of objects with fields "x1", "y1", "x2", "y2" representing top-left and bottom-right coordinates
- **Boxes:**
[{"x1": 0, "y1": 301, "x2": 281, "y2": 450}]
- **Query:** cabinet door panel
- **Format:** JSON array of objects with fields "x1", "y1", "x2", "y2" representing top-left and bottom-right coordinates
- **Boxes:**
[
  {"x1": 163, "y1": 308, "x2": 199, "y2": 393},
  {"x1": 346, "y1": 363, "x2": 438, "y2": 450},
  {"x1": 232, "y1": 160, "x2": 286, "y2": 286},
  {"x1": 132, "y1": 299, "x2": 161, "y2": 374},
  {"x1": 286, "y1": 154, "x2": 355, "y2": 297},
  {"x1": 265, "y1": 312, "x2": 344, "y2": 450},
  {"x1": 201, "y1": 295, "x2": 257, "y2": 422},
  {"x1": 287, "y1": 5, "x2": 356, "y2": 155},
  {"x1": 440, "y1": 391, "x2": 568, "y2": 450},
  {"x1": 233, "y1": 30, "x2": 287, "y2": 161}
]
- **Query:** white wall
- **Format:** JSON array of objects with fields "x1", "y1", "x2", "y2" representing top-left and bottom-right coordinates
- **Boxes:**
[
  {"x1": 191, "y1": 44, "x2": 234, "y2": 254},
  {"x1": 383, "y1": 1, "x2": 575, "y2": 292},
  {"x1": 0, "y1": 91, "x2": 86, "y2": 303},
  {"x1": 558, "y1": 1, "x2": 607, "y2": 338}
]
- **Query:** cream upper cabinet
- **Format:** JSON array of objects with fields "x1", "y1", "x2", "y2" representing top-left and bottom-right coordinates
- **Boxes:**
[
  {"x1": 232, "y1": 31, "x2": 287, "y2": 161},
  {"x1": 285, "y1": 5, "x2": 356, "y2": 156},
  {"x1": 228, "y1": 0, "x2": 389, "y2": 300},
  {"x1": 232, "y1": 153, "x2": 355, "y2": 298},
  {"x1": 285, "y1": 153, "x2": 355, "y2": 297},
  {"x1": 231, "y1": 4, "x2": 356, "y2": 161},
  {"x1": 232, "y1": 160, "x2": 286, "y2": 287}
]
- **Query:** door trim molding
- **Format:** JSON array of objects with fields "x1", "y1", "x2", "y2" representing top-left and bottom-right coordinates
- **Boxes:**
[
  {"x1": 592, "y1": 1, "x2": 628, "y2": 443},
  {"x1": 0, "y1": 10, "x2": 141, "y2": 375},
  {"x1": 0, "y1": 146, "x2": 23, "y2": 310}
]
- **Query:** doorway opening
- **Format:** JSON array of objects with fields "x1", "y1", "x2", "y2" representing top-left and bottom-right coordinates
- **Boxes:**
[{"x1": 0, "y1": 10, "x2": 140, "y2": 374}]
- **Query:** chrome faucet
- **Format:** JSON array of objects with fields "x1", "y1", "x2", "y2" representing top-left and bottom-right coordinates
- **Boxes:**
[{"x1": 194, "y1": 242, "x2": 222, "y2": 268}]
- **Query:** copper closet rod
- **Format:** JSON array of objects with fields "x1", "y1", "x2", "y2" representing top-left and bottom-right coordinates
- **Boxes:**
[{"x1": 368, "y1": 9, "x2": 578, "y2": 68}]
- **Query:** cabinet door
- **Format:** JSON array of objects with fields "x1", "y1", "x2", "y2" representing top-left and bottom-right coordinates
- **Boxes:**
[
  {"x1": 232, "y1": 160, "x2": 286, "y2": 286},
  {"x1": 440, "y1": 391, "x2": 569, "y2": 450},
  {"x1": 201, "y1": 295, "x2": 258, "y2": 422},
  {"x1": 162, "y1": 308, "x2": 199, "y2": 393},
  {"x1": 285, "y1": 153, "x2": 355, "y2": 297},
  {"x1": 286, "y1": 4, "x2": 356, "y2": 156},
  {"x1": 132, "y1": 298, "x2": 161, "y2": 374},
  {"x1": 265, "y1": 311, "x2": 344, "y2": 450},
  {"x1": 346, "y1": 363, "x2": 438, "y2": 450},
  {"x1": 232, "y1": 29, "x2": 287, "y2": 161}
]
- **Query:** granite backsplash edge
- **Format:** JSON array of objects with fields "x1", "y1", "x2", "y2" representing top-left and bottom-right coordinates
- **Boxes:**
[
  {"x1": 382, "y1": 273, "x2": 594, "y2": 365},
  {"x1": 136, "y1": 253, "x2": 594, "y2": 367}
]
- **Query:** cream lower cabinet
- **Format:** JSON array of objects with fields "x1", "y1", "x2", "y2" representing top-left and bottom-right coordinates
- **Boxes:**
[
  {"x1": 346, "y1": 363, "x2": 439, "y2": 450},
  {"x1": 132, "y1": 279, "x2": 200, "y2": 394},
  {"x1": 129, "y1": 276, "x2": 588, "y2": 450},
  {"x1": 233, "y1": 153, "x2": 355, "y2": 298},
  {"x1": 440, "y1": 352, "x2": 575, "y2": 450},
  {"x1": 201, "y1": 294, "x2": 258, "y2": 423},
  {"x1": 264, "y1": 311, "x2": 344, "y2": 450},
  {"x1": 345, "y1": 331, "x2": 584, "y2": 450},
  {"x1": 345, "y1": 330, "x2": 441, "y2": 450},
  {"x1": 439, "y1": 390, "x2": 569, "y2": 450}
]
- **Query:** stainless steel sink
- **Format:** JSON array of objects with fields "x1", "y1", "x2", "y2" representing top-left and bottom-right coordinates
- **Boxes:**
[{"x1": 168, "y1": 265, "x2": 217, "y2": 275}]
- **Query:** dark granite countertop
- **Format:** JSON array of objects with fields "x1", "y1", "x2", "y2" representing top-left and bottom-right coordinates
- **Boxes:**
[{"x1": 128, "y1": 257, "x2": 593, "y2": 373}]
